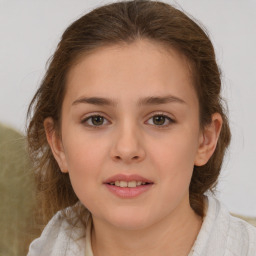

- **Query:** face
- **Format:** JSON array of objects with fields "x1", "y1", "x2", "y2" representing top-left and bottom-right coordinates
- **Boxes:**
[{"x1": 48, "y1": 39, "x2": 211, "y2": 230}]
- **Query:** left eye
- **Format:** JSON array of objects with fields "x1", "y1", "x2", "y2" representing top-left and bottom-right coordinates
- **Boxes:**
[
  {"x1": 82, "y1": 115, "x2": 108, "y2": 127},
  {"x1": 147, "y1": 115, "x2": 174, "y2": 126}
]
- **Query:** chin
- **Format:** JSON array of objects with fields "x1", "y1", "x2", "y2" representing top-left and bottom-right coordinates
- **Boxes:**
[
  {"x1": 104, "y1": 209, "x2": 154, "y2": 231},
  {"x1": 112, "y1": 219, "x2": 150, "y2": 231}
]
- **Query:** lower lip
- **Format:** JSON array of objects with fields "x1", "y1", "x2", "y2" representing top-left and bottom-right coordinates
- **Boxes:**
[{"x1": 104, "y1": 184, "x2": 153, "y2": 198}]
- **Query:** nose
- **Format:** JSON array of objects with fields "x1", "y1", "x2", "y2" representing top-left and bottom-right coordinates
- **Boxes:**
[{"x1": 110, "y1": 122, "x2": 146, "y2": 164}]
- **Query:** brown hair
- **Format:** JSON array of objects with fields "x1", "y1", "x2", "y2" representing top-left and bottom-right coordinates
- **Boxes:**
[{"x1": 27, "y1": 0, "x2": 231, "y2": 223}]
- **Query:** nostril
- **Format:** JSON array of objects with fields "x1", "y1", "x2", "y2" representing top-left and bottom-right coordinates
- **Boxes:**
[{"x1": 114, "y1": 155, "x2": 139, "y2": 160}]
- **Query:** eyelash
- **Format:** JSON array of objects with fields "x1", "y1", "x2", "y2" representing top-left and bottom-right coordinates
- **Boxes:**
[
  {"x1": 81, "y1": 114, "x2": 109, "y2": 128},
  {"x1": 146, "y1": 113, "x2": 175, "y2": 128},
  {"x1": 81, "y1": 112, "x2": 175, "y2": 129}
]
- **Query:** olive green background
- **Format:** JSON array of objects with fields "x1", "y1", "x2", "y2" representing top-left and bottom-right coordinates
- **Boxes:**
[{"x1": 0, "y1": 123, "x2": 40, "y2": 256}]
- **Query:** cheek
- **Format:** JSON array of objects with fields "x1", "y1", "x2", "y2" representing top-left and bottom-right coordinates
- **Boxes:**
[
  {"x1": 62, "y1": 134, "x2": 108, "y2": 197},
  {"x1": 149, "y1": 128, "x2": 199, "y2": 189},
  {"x1": 64, "y1": 130, "x2": 108, "y2": 169},
  {"x1": 151, "y1": 131, "x2": 198, "y2": 169}
]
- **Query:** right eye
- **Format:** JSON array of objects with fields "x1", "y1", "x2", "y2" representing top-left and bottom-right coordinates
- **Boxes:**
[{"x1": 81, "y1": 115, "x2": 109, "y2": 128}]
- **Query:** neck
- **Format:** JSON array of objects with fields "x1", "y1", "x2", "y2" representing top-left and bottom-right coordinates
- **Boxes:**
[{"x1": 91, "y1": 196, "x2": 202, "y2": 256}]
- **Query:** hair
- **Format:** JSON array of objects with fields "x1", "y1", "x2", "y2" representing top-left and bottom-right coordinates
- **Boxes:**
[{"x1": 27, "y1": 0, "x2": 231, "y2": 224}]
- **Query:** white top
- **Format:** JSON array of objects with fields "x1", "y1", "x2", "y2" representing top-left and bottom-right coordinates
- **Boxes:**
[{"x1": 27, "y1": 196, "x2": 256, "y2": 256}]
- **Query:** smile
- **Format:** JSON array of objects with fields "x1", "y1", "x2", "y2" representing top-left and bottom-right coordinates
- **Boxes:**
[
  {"x1": 108, "y1": 181, "x2": 149, "y2": 187},
  {"x1": 103, "y1": 174, "x2": 154, "y2": 198}
]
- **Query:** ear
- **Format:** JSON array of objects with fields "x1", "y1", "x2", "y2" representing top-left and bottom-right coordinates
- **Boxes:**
[
  {"x1": 194, "y1": 113, "x2": 223, "y2": 166},
  {"x1": 44, "y1": 117, "x2": 68, "y2": 173}
]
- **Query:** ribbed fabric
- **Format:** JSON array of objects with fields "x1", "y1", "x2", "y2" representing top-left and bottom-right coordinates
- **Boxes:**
[
  {"x1": 27, "y1": 211, "x2": 92, "y2": 256},
  {"x1": 27, "y1": 196, "x2": 256, "y2": 256},
  {"x1": 189, "y1": 197, "x2": 256, "y2": 256}
]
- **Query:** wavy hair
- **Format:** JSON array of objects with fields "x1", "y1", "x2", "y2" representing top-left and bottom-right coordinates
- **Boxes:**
[{"x1": 27, "y1": 0, "x2": 231, "y2": 224}]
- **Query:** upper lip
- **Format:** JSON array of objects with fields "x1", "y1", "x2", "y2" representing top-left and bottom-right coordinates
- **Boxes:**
[{"x1": 103, "y1": 174, "x2": 154, "y2": 184}]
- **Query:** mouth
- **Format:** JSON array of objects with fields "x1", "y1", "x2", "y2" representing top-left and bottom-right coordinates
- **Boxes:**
[
  {"x1": 103, "y1": 173, "x2": 154, "y2": 186},
  {"x1": 103, "y1": 174, "x2": 154, "y2": 198},
  {"x1": 107, "y1": 181, "x2": 153, "y2": 187}
]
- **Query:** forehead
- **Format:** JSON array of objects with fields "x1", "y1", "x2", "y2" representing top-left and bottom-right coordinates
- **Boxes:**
[{"x1": 65, "y1": 39, "x2": 198, "y2": 108}]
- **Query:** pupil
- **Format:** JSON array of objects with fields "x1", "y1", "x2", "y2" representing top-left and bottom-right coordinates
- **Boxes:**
[
  {"x1": 92, "y1": 116, "x2": 103, "y2": 125},
  {"x1": 153, "y1": 116, "x2": 165, "y2": 125}
]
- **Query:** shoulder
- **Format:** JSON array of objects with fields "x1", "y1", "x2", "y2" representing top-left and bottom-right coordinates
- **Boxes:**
[
  {"x1": 191, "y1": 196, "x2": 256, "y2": 256},
  {"x1": 227, "y1": 213, "x2": 256, "y2": 255},
  {"x1": 27, "y1": 207, "x2": 87, "y2": 256}
]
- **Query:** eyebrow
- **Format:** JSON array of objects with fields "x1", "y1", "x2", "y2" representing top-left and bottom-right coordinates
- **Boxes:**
[
  {"x1": 72, "y1": 96, "x2": 116, "y2": 106},
  {"x1": 72, "y1": 95, "x2": 186, "y2": 107},
  {"x1": 138, "y1": 95, "x2": 186, "y2": 106}
]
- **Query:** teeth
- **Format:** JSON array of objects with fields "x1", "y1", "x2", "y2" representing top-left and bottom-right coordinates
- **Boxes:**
[
  {"x1": 109, "y1": 181, "x2": 148, "y2": 187},
  {"x1": 128, "y1": 181, "x2": 136, "y2": 188},
  {"x1": 120, "y1": 181, "x2": 127, "y2": 187}
]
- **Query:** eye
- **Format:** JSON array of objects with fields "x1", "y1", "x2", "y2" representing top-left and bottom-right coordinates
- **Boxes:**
[
  {"x1": 147, "y1": 114, "x2": 175, "y2": 127},
  {"x1": 82, "y1": 115, "x2": 109, "y2": 128}
]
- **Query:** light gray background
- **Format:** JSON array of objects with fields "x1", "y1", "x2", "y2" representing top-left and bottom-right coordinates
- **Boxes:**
[{"x1": 0, "y1": 0, "x2": 255, "y2": 216}]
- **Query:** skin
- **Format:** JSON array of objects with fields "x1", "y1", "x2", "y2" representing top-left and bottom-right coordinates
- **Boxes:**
[{"x1": 45, "y1": 39, "x2": 222, "y2": 256}]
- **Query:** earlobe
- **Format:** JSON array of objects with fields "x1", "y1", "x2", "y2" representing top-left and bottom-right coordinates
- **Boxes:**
[
  {"x1": 44, "y1": 117, "x2": 68, "y2": 173},
  {"x1": 194, "y1": 113, "x2": 222, "y2": 166}
]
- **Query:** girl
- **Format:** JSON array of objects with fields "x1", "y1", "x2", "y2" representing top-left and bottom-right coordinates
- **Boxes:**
[{"x1": 27, "y1": 1, "x2": 256, "y2": 255}]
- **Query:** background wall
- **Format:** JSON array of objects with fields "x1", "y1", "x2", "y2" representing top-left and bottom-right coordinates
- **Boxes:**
[{"x1": 0, "y1": 0, "x2": 255, "y2": 216}]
